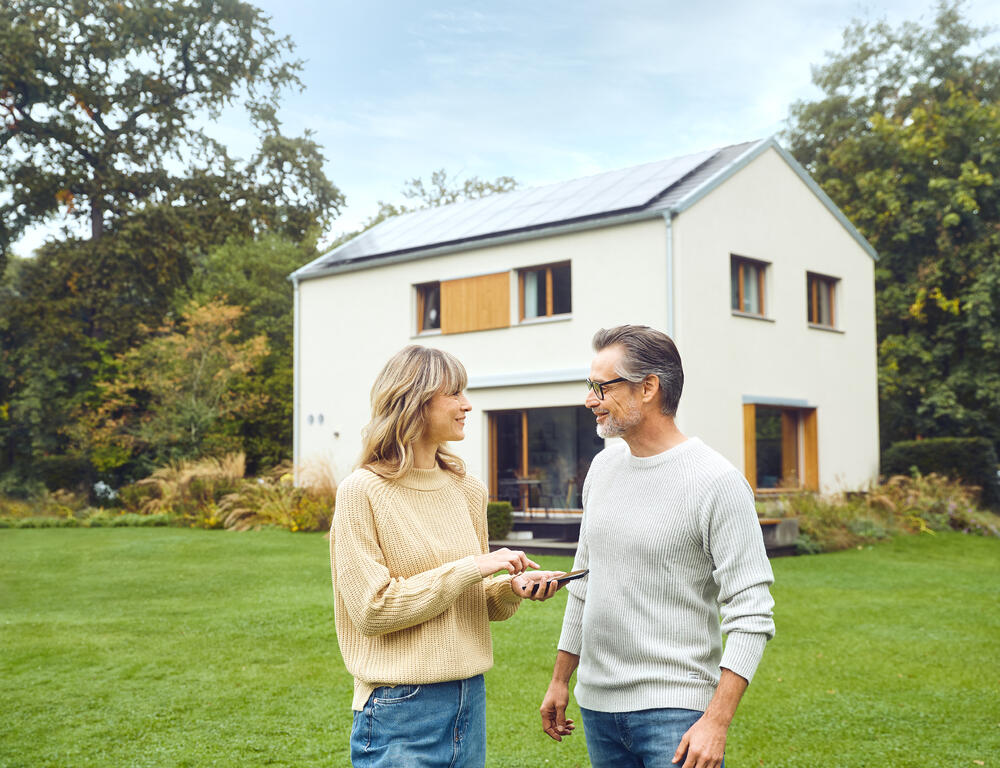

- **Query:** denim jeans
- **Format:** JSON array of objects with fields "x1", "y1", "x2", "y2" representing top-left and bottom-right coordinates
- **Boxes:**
[
  {"x1": 350, "y1": 675, "x2": 486, "y2": 768},
  {"x1": 581, "y1": 706, "x2": 723, "y2": 768}
]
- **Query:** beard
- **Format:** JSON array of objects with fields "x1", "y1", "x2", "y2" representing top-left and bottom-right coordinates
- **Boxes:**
[{"x1": 595, "y1": 401, "x2": 641, "y2": 438}]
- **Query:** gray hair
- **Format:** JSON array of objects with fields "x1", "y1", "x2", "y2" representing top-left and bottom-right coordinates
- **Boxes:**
[{"x1": 592, "y1": 325, "x2": 684, "y2": 416}]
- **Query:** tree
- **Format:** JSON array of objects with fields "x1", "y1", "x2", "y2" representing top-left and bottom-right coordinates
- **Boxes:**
[
  {"x1": 71, "y1": 299, "x2": 268, "y2": 474},
  {"x1": 0, "y1": 0, "x2": 343, "y2": 258},
  {"x1": 328, "y1": 169, "x2": 518, "y2": 248},
  {"x1": 186, "y1": 234, "x2": 313, "y2": 472},
  {"x1": 785, "y1": 1, "x2": 1000, "y2": 451}
]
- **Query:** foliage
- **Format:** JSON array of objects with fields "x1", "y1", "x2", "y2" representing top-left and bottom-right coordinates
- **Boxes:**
[
  {"x1": 762, "y1": 471, "x2": 999, "y2": 553},
  {"x1": 112, "y1": 453, "x2": 333, "y2": 532},
  {"x1": 486, "y1": 500, "x2": 514, "y2": 540},
  {"x1": 784, "y1": 1, "x2": 1000, "y2": 452},
  {"x1": 882, "y1": 436, "x2": 1000, "y2": 507},
  {"x1": 71, "y1": 301, "x2": 268, "y2": 475},
  {"x1": 0, "y1": 0, "x2": 342, "y2": 256},
  {"x1": 185, "y1": 234, "x2": 312, "y2": 472},
  {"x1": 328, "y1": 169, "x2": 518, "y2": 249}
]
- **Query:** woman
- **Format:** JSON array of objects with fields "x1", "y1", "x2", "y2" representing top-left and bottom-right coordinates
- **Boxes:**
[{"x1": 331, "y1": 345, "x2": 563, "y2": 767}]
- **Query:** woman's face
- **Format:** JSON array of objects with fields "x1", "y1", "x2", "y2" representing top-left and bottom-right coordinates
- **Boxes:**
[{"x1": 423, "y1": 389, "x2": 472, "y2": 444}]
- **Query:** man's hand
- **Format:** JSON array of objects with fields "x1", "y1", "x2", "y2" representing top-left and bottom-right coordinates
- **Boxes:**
[
  {"x1": 672, "y1": 713, "x2": 728, "y2": 767},
  {"x1": 673, "y1": 668, "x2": 748, "y2": 767},
  {"x1": 539, "y1": 678, "x2": 575, "y2": 741},
  {"x1": 511, "y1": 571, "x2": 564, "y2": 600}
]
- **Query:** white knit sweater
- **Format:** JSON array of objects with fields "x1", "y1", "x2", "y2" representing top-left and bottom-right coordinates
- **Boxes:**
[{"x1": 558, "y1": 438, "x2": 775, "y2": 713}]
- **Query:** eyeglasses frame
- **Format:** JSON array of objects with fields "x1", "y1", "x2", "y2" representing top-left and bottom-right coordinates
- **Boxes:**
[{"x1": 586, "y1": 376, "x2": 630, "y2": 400}]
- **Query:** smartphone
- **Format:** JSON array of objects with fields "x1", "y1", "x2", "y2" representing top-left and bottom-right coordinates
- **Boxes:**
[
  {"x1": 528, "y1": 569, "x2": 589, "y2": 596},
  {"x1": 555, "y1": 568, "x2": 589, "y2": 584}
]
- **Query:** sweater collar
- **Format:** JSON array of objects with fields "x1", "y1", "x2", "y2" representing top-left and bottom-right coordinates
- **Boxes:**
[
  {"x1": 396, "y1": 465, "x2": 451, "y2": 491},
  {"x1": 625, "y1": 436, "x2": 700, "y2": 468}
]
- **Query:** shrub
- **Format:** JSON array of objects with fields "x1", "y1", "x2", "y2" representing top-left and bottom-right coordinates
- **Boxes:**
[
  {"x1": 869, "y1": 473, "x2": 999, "y2": 537},
  {"x1": 487, "y1": 501, "x2": 513, "y2": 540},
  {"x1": 882, "y1": 437, "x2": 1000, "y2": 508},
  {"x1": 216, "y1": 463, "x2": 335, "y2": 533},
  {"x1": 128, "y1": 453, "x2": 247, "y2": 517}
]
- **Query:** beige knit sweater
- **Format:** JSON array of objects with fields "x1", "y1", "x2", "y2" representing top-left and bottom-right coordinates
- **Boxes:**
[{"x1": 330, "y1": 465, "x2": 522, "y2": 710}]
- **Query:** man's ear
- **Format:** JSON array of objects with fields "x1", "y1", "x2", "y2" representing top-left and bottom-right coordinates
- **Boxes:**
[{"x1": 641, "y1": 374, "x2": 660, "y2": 404}]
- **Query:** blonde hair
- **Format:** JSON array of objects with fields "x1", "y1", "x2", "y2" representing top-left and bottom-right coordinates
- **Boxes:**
[{"x1": 357, "y1": 345, "x2": 468, "y2": 479}]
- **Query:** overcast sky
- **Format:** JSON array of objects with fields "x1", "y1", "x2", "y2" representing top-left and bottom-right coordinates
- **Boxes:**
[{"x1": 11, "y1": 0, "x2": 1000, "y2": 255}]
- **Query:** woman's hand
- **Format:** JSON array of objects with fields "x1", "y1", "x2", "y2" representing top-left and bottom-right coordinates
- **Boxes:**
[
  {"x1": 475, "y1": 548, "x2": 539, "y2": 577},
  {"x1": 511, "y1": 571, "x2": 565, "y2": 600}
]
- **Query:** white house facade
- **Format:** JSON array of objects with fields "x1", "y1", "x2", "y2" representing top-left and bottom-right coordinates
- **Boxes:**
[{"x1": 291, "y1": 137, "x2": 879, "y2": 507}]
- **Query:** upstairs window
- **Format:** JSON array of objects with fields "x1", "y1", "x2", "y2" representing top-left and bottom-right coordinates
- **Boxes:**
[
  {"x1": 731, "y1": 255, "x2": 767, "y2": 317},
  {"x1": 415, "y1": 272, "x2": 510, "y2": 335},
  {"x1": 519, "y1": 262, "x2": 571, "y2": 321},
  {"x1": 807, "y1": 272, "x2": 838, "y2": 328},
  {"x1": 416, "y1": 281, "x2": 440, "y2": 333}
]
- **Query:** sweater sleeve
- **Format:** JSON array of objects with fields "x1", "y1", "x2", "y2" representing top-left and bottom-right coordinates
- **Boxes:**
[
  {"x1": 701, "y1": 471, "x2": 776, "y2": 683},
  {"x1": 332, "y1": 476, "x2": 483, "y2": 638},
  {"x1": 557, "y1": 459, "x2": 596, "y2": 655},
  {"x1": 467, "y1": 479, "x2": 522, "y2": 621}
]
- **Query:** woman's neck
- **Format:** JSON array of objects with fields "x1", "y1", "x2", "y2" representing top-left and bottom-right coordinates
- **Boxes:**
[{"x1": 411, "y1": 436, "x2": 438, "y2": 469}]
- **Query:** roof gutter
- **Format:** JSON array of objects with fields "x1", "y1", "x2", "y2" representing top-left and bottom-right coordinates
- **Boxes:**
[{"x1": 290, "y1": 206, "x2": 671, "y2": 283}]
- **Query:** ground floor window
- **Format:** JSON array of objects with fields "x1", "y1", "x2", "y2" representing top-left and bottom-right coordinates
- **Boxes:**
[
  {"x1": 743, "y1": 403, "x2": 818, "y2": 492},
  {"x1": 489, "y1": 406, "x2": 604, "y2": 511}
]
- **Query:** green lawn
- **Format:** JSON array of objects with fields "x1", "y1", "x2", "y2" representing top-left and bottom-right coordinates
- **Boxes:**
[{"x1": 1, "y1": 529, "x2": 998, "y2": 767}]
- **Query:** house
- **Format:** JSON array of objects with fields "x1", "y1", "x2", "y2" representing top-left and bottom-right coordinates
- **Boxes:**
[{"x1": 289, "y1": 136, "x2": 879, "y2": 509}]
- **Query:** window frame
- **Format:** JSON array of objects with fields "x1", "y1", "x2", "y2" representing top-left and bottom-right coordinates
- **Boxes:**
[
  {"x1": 518, "y1": 261, "x2": 571, "y2": 322},
  {"x1": 807, "y1": 272, "x2": 839, "y2": 329},
  {"x1": 743, "y1": 403, "x2": 819, "y2": 493},
  {"x1": 730, "y1": 255, "x2": 769, "y2": 318},
  {"x1": 415, "y1": 281, "x2": 441, "y2": 334}
]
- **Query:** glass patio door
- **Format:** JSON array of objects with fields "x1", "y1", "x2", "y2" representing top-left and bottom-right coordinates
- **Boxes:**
[{"x1": 489, "y1": 406, "x2": 604, "y2": 512}]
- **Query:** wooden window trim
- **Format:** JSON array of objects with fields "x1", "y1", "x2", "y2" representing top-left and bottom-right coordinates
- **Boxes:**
[
  {"x1": 744, "y1": 404, "x2": 819, "y2": 493},
  {"x1": 732, "y1": 256, "x2": 767, "y2": 317},
  {"x1": 518, "y1": 261, "x2": 570, "y2": 321},
  {"x1": 808, "y1": 273, "x2": 838, "y2": 328},
  {"x1": 415, "y1": 281, "x2": 440, "y2": 333}
]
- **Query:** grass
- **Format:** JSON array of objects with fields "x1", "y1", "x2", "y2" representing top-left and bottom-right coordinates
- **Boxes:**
[{"x1": 1, "y1": 530, "x2": 998, "y2": 767}]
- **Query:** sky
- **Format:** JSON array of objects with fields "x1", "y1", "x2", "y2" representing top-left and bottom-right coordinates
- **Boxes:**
[{"x1": 11, "y1": 0, "x2": 1000, "y2": 255}]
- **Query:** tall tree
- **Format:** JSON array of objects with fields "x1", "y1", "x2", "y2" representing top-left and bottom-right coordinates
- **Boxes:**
[
  {"x1": 785, "y1": 1, "x2": 1000, "y2": 450},
  {"x1": 70, "y1": 299, "x2": 268, "y2": 474},
  {"x1": 0, "y1": 0, "x2": 343, "y2": 259}
]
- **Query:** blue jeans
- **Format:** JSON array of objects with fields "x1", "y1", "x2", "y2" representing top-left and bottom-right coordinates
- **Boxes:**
[
  {"x1": 350, "y1": 675, "x2": 486, "y2": 768},
  {"x1": 581, "y1": 706, "x2": 723, "y2": 768}
]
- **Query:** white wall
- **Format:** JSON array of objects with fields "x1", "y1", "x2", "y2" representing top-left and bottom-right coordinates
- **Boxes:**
[
  {"x1": 295, "y1": 218, "x2": 668, "y2": 483},
  {"x1": 671, "y1": 146, "x2": 879, "y2": 490}
]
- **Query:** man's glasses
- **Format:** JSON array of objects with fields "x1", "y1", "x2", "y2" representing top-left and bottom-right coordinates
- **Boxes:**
[{"x1": 586, "y1": 377, "x2": 629, "y2": 400}]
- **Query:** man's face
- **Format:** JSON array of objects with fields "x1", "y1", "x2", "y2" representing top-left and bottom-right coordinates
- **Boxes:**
[{"x1": 586, "y1": 345, "x2": 642, "y2": 439}]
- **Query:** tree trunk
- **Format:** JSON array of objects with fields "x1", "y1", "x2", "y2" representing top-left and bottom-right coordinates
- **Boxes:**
[{"x1": 90, "y1": 200, "x2": 104, "y2": 239}]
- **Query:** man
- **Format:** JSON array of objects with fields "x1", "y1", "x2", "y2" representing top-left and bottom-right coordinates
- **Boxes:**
[{"x1": 540, "y1": 325, "x2": 775, "y2": 768}]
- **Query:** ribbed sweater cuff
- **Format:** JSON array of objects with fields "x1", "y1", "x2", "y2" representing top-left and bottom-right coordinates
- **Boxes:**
[
  {"x1": 456, "y1": 555, "x2": 483, "y2": 587},
  {"x1": 720, "y1": 631, "x2": 769, "y2": 684}
]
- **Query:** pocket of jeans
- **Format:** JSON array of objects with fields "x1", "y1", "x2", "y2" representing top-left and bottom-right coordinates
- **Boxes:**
[{"x1": 372, "y1": 683, "x2": 422, "y2": 704}]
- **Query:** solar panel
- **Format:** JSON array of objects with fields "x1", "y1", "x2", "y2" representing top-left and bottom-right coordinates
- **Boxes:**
[{"x1": 308, "y1": 143, "x2": 752, "y2": 273}]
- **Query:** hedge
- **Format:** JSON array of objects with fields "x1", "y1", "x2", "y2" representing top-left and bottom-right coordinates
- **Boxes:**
[
  {"x1": 486, "y1": 501, "x2": 513, "y2": 540},
  {"x1": 882, "y1": 437, "x2": 1000, "y2": 509}
]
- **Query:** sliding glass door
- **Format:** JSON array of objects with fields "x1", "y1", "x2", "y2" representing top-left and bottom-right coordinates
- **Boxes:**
[{"x1": 489, "y1": 406, "x2": 604, "y2": 512}]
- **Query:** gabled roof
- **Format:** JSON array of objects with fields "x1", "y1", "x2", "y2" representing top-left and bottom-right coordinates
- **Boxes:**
[{"x1": 292, "y1": 136, "x2": 876, "y2": 282}]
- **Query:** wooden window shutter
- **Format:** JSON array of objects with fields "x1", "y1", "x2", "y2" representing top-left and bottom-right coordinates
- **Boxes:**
[{"x1": 440, "y1": 271, "x2": 510, "y2": 334}]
